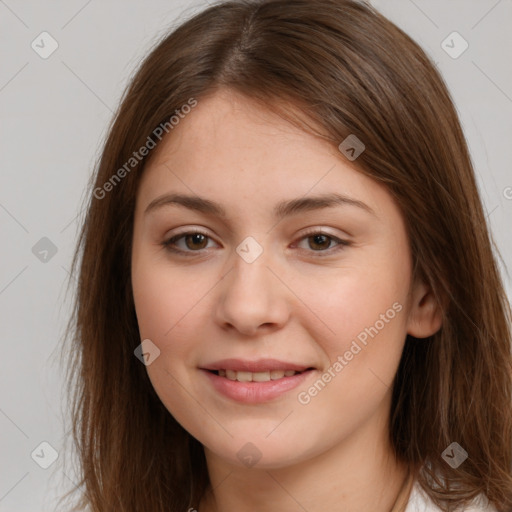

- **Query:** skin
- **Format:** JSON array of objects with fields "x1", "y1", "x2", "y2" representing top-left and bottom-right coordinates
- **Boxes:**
[{"x1": 131, "y1": 88, "x2": 442, "y2": 512}]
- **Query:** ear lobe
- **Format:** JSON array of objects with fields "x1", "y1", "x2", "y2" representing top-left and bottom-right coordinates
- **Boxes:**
[{"x1": 406, "y1": 278, "x2": 443, "y2": 338}]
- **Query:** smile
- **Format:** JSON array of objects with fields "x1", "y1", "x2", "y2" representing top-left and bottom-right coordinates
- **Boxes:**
[{"x1": 212, "y1": 369, "x2": 304, "y2": 381}]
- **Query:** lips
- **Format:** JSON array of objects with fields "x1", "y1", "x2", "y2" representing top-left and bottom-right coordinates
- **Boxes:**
[{"x1": 201, "y1": 367, "x2": 315, "y2": 403}]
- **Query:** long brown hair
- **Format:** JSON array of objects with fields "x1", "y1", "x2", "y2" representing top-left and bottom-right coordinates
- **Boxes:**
[{"x1": 58, "y1": 0, "x2": 512, "y2": 510}]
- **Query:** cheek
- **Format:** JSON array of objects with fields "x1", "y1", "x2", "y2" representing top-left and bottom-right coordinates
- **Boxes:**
[
  {"x1": 290, "y1": 260, "x2": 410, "y2": 418},
  {"x1": 132, "y1": 249, "x2": 202, "y2": 341},
  {"x1": 296, "y1": 264, "x2": 408, "y2": 354},
  {"x1": 131, "y1": 255, "x2": 208, "y2": 431},
  {"x1": 292, "y1": 274, "x2": 408, "y2": 438},
  {"x1": 131, "y1": 253, "x2": 221, "y2": 380},
  {"x1": 132, "y1": 263, "x2": 176, "y2": 342}
]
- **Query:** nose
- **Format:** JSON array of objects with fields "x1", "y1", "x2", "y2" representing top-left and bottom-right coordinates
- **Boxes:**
[{"x1": 213, "y1": 245, "x2": 291, "y2": 337}]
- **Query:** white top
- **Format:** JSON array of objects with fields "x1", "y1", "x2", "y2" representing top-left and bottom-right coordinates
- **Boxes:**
[{"x1": 405, "y1": 480, "x2": 499, "y2": 512}]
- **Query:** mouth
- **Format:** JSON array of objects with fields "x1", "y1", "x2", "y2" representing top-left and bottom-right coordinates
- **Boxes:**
[
  {"x1": 206, "y1": 368, "x2": 314, "y2": 382},
  {"x1": 199, "y1": 358, "x2": 317, "y2": 403},
  {"x1": 200, "y1": 361, "x2": 316, "y2": 403}
]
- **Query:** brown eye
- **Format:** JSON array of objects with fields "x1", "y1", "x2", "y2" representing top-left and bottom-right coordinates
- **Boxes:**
[
  {"x1": 295, "y1": 230, "x2": 351, "y2": 257},
  {"x1": 307, "y1": 234, "x2": 333, "y2": 251},
  {"x1": 162, "y1": 231, "x2": 216, "y2": 254},
  {"x1": 183, "y1": 233, "x2": 208, "y2": 250}
]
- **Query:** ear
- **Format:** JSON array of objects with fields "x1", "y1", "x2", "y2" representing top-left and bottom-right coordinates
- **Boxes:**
[{"x1": 406, "y1": 277, "x2": 443, "y2": 338}]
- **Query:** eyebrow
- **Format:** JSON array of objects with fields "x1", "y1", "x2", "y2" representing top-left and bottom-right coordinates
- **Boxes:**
[{"x1": 144, "y1": 192, "x2": 376, "y2": 219}]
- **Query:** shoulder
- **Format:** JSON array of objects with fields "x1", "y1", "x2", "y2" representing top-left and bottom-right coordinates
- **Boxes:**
[{"x1": 404, "y1": 480, "x2": 499, "y2": 512}]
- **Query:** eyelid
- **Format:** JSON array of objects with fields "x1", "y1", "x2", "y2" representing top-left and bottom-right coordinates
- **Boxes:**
[
  {"x1": 164, "y1": 226, "x2": 216, "y2": 240},
  {"x1": 297, "y1": 226, "x2": 349, "y2": 241}
]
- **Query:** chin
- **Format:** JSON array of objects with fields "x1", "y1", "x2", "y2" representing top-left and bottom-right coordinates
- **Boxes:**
[{"x1": 201, "y1": 433, "x2": 317, "y2": 471}]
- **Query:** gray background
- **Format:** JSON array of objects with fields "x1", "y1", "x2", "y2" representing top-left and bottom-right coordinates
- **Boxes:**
[{"x1": 1, "y1": 0, "x2": 511, "y2": 510}]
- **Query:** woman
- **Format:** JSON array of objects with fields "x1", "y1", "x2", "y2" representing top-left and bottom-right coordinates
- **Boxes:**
[{"x1": 60, "y1": 1, "x2": 512, "y2": 510}]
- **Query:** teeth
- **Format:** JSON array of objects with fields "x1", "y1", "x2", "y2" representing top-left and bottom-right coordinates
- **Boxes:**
[
  {"x1": 253, "y1": 371, "x2": 271, "y2": 382},
  {"x1": 270, "y1": 370, "x2": 285, "y2": 380},
  {"x1": 219, "y1": 369, "x2": 300, "y2": 381}
]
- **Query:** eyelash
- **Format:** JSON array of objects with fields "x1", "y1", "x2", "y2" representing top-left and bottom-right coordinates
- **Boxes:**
[{"x1": 161, "y1": 228, "x2": 351, "y2": 258}]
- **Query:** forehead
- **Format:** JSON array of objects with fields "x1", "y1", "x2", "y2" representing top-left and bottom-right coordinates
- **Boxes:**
[
  {"x1": 135, "y1": 89, "x2": 392, "y2": 225},
  {"x1": 150, "y1": 89, "x2": 335, "y2": 168}
]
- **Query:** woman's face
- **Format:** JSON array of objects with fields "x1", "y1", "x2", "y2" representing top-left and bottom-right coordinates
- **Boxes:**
[{"x1": 131, "y1": 88, "x2": 437, "y2": 469}]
